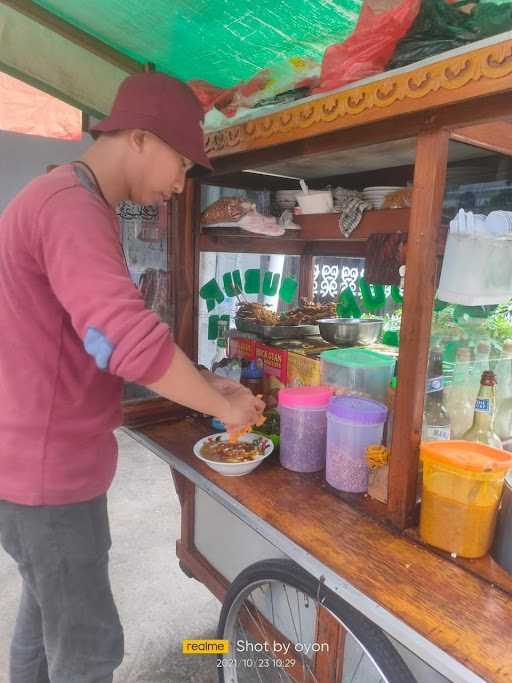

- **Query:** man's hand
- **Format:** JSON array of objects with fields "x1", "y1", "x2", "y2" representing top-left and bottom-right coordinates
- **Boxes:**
[{"x1": 216, "y1": 386, "x2": 265, "y2": 434}]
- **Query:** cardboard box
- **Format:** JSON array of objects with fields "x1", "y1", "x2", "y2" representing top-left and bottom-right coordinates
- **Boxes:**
[
  {"x1": 256, "y1": 343, "x2": 288, "y2": 382},
  {"x1": 287, "y1": 351, "x2": 321, "y2": 387},
  {"x1": 228, "y1": 333, "x2": 257, "y2": 361}
]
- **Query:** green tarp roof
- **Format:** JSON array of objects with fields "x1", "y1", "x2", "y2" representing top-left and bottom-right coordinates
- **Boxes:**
[{"x1": 31, "y1": 0, "x2": 362, "y2": 87}]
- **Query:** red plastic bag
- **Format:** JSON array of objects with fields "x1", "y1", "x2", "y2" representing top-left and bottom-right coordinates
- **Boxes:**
[
  {"x1": 188, "y1": 80, "x2": 236, "y2": 113},
  {"x1": 314, "y1": 0, "x2": 421, "y2": 94},
  {"x1": 189, "y1": 72, "x2": 270, "y2": 117}
]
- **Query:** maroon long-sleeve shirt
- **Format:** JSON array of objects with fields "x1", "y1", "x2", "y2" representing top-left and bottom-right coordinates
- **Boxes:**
[{"x1": 0, "y1": 164, "x2": 174, "y2": 505}]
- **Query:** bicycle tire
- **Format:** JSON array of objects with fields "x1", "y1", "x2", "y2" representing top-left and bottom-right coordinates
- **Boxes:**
[{"x1": 217, "y1": 558, "x2": 416, "y2": 683}]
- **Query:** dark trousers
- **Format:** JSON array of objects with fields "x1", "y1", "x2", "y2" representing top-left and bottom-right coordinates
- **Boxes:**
[{"x1": 0, "y1": 495, "x2": 124, "y2": 683}]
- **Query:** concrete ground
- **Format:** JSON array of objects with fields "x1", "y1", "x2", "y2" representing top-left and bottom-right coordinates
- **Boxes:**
[{"x1": 0, "y1": 429, "x2": 220, "y2": 683}]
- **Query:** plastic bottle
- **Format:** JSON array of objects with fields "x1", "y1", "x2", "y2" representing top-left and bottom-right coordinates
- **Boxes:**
[
  {"x1": 471, "y1": 341, "x2": 491, "y2": 404},
  {"x1": 444, "y1": 347, "x2": 474, "y2": 439},
  {"x1": 422, "y1": 348, "x2": 451, "y2": 442},
  {"x1": 384, "y1": 376, "x2": 397, "y2": 448},
  {"x1": 495, "y1": 340, "x2": 512, "y2": 442},
  {"x1": 241, "y1": 360, "x2": 264, "y2": 398}
]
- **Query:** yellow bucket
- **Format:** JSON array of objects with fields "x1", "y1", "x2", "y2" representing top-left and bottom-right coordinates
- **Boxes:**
[{"x1": 419, "y1": 441, "x2": 512, "y2": 558}]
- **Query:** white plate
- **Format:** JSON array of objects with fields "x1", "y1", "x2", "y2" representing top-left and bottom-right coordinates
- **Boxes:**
[
  {"x1": 193, "y1": 432, "x2": 274, "y2": 476},
  {"x1": 363, "y1": 192, "x2": 398, "y2": 198},
  {"x1": 363, "y1": 186, "x2": 403, "y2": 191}
]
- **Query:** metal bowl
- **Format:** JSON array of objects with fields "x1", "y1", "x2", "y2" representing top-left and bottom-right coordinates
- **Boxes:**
[
  {"x1": 317, "y1": 318, "x2": 360, "y2": 346},
  {"x1": 358, "y1": 318, "x2": 384, "y2": 345}
]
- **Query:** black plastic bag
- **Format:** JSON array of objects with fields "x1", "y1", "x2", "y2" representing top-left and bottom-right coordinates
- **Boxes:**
[{"x1": 388, "y1": 0, "x2": 480, "y2": 69}]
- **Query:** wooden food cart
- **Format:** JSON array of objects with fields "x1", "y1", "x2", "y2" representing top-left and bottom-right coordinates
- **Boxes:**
[{"x1": 126, "y1": 34, "x2": 512, "y2": 683}]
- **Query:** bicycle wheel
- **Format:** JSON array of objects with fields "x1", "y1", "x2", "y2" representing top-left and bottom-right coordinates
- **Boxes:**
[{"x1": 217, "y1": 559, "x2": 416, "y2": 683}]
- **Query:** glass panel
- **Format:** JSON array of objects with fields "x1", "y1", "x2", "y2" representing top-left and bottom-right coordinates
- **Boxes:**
[
  {"x1": 312, "y1": 255, "x2": 402, "y2": 336},
  {"x1": 198, "y1": 251, "x2": 301, "y2": 369},
  {"x1": 118, "y1": 201, "x2": 173, "y2": 401},
  {"x1": 423, "y1": 140, "x2": 512, "y2": 449}
]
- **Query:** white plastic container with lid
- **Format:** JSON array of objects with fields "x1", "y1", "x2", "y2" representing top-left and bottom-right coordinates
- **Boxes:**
[
  {"x1": 295, "y1": 191, "x2": 333, "y2": 214},
  {"x1": 326, "y1": 396, "x2": 388, "y2": 493},
  {"x1": 320, "y1": 348, "x2": 396, "y2": 403},
  {"x1": 437, "y1": 232, "x2": 512, "y2": 305}
]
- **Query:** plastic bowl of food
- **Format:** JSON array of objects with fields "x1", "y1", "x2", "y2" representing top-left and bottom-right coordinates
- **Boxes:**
[
  {"x1": 318, "y1": 318, "x2": 360, "y2": 346},
  {"x1": 193, "y1": 433, "x2": 274, "y2": 476},
  {"x1": 358, "y1": 318, "x2": 384, "y2": 345}
]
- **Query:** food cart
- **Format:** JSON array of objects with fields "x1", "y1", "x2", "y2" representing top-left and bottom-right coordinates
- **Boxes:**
[
  {"x1": 126, "y1": 35, "x2": 512, "y2": 683},
  {"x1": 2, "y1": 2, "x2": 512, "y2": 679}
]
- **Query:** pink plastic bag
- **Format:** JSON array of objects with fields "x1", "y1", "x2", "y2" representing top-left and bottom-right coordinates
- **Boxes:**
[{"x1": 314, "y1": 0, "x2": 421, "y2": 94}]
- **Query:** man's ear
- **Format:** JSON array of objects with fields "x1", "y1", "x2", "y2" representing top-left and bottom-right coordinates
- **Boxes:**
[{"x1": 128, "y1": 129, "x2": 146, "y2": 153}]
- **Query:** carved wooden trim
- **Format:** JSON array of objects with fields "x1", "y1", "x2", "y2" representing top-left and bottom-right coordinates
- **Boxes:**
[{"x1": 205, "y1": 40, "x2": 512, "y2": 157}]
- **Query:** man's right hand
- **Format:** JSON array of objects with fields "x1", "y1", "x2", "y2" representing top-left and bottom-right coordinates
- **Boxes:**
[{"x1": 216, "y1": 386, "x2": 265, "y2": 434}]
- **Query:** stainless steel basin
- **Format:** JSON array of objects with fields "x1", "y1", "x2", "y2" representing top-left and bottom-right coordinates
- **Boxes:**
[
  {"x1": 317, "y1": 318, "x2": 360, "y2": 346},
  {"x1": 358, "y1": 318, "x2": 384, "y2": 345}
]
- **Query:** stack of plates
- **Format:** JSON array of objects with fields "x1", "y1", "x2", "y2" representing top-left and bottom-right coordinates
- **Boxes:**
[
  {"x1": 362, "y1": 186, "x2": 404, "y2": 210},
  {"x1": 275, "y1": 189, "x2": 299, "y2": 210}
]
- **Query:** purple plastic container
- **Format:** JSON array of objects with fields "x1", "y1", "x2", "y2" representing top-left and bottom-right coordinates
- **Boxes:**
[
  {"x1": 278, "y1": 387, "x2": 332, "y2": 473},
  {"x1": 326, "y1": 396, "x2": 387, "y2": 493}
]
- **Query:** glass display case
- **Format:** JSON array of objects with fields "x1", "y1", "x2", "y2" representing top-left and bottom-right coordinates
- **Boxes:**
[
  {"x1": 117, "y1": 200, "x2": 173, "y2": 401},
  {"x1": 422, "y1": 142, "x2": 512, "y2": 451}
]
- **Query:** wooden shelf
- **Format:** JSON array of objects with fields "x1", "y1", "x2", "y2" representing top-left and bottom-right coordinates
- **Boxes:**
[
  {"x1": 404, "y1": 526, "x2": 512, "y2": 597},
  {"x1": 294, "y1": 208, "x2": 410, "y2": 240},
  {"x1": 199, "y1": 208, "x2": 409, "y2": 255}
]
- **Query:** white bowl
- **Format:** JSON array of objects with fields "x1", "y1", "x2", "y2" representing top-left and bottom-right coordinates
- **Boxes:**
[
  {"x1": 193, "y1": 432, "x2": 274, "y2": 476},
  {"x1": 363, "y1": 197, "x2": 385, "y2": 209},
  {"x1": 296, "y1": 191, "x2": 333, "y2": 214}
]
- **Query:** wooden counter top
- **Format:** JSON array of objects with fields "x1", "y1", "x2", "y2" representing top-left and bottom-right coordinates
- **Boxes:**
[{"x1": 134, "y1": 418, "x2": 512, "y2": 683}]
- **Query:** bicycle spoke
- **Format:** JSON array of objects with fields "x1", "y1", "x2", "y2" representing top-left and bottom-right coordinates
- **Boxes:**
[
  {"x1": 240, "y1": 589, "x2": 311, "y2": 683},
  {"x1": 296, "y1": 589, "x2": 303, "y2": 645},
  {"x1": 282, "y1": 584, "x2": 307, "y2": 682},
  {"x1": 349, "y1": 650, "x2": 365, "y2": 683},
  {"x1": 283, "y1": 584, "x2": 301, "y2": 643},
  {"x1": 270, "y1": 583, "x2": 275, "y2": 628},
  {"x1": 247, "y1": 593, "x2": 274, "y2": 657}
]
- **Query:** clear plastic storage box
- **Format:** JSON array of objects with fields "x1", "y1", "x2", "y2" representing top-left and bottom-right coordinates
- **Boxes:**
[{"x1": 320, "y1": 348, "x2": 396, "y2": 403}]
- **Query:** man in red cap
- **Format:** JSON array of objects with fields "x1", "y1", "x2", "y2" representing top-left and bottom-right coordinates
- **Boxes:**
[{"x1": 0, "y1": 72, "x2": 263, "y2": 682}]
